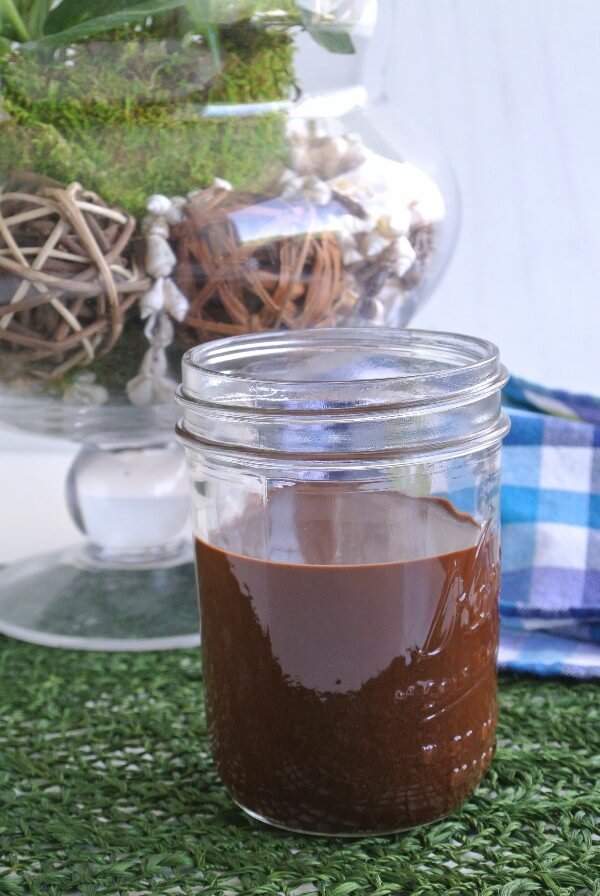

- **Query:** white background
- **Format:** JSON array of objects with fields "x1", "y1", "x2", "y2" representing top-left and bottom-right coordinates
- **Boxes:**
[
  {"x1": 2, "y1": 0, "x2": 600, "y2": 561},
  {"x1": 365, "y1": 0, "x2": 600, "y2": 394}
]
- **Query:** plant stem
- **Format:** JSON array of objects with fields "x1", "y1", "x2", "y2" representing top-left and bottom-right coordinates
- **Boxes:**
[
  {"x1": 203, "y1": 23, "x2": 221, "y2": 70},
  {"x1": 183, "y1": 1, "x2": 221, "y2": 70},
  {"x1": 0, "y1": 0, "x2": 31, "y2": 42},
  {"x1": 29, "y1": 0, "x2": 51, "y2": 40}
]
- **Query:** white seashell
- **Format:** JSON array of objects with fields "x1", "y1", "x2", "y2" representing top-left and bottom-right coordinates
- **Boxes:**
[
  {"x1": 163, "y1": 278, "x2": 189, "y2": 322},
  {"x1": 363, "y1": 231, "x2": 392, "y2": 259},
  {"x1": 143, "y1": 312, "x2": 174, "y2": 348},
  {"x1": 343, "y1": 144, "x2": 367, "y2": 172},
  {"x1": 302, "y1": 176, "x2": 332, "y2": 206},
  {"x1": 290, "y1": 134, "x2": 366, "y2": 179},
  {"x1": 143, "y1": 345, "x2": 168, "y2": 377},
  {"x1": 346, "y1": 132, "x2": 364, "y2": 149},
  {"x1": 331, "y1": 135, "x2": 350, "y2": 157},
  {"x1": 279, "y1": 168, "x2": 298, "y2": 187},
  {"x1": 337, "y1": 230, "x2": 357, "y2": 252},
  {"x1": 146, "y1": 194, "x2": 173, "y2": 216},
  {"x1": 126, "y1": 373, "x2": 154, "y2": 407},
  {"x1": 62, "y1": 373, "x2": 109, "y2": 407},
  {"x1": 138, "y1": 349, "x2": 153, "y2": 377},
  {"x1": 126, "y1": 346, "x2": 175, "y2": 406},
  {"x1": 280, "y1": 184, "x2": 300, "y2": 201},
  {"x1": 387, "y1": 208, "x2": 412, "y2": 237},
  {"x1": 377, "y1": 214, "x2": 412, "y2": 240},
  {"x1": 140, "y1": 278, "x2": 166, "y2": 319},
  {"x1": 290, "y1": 145, "x2": 311, "y2": 175},
  {"x1": 213, "y1": 177, "x2": 233, "y2": 191},
  {"x1": 342, "y1": 246, "x2": 363, "y2": 266},
  {"x1": 309, "y1": 136, "x2": 350, "y2": 179},
  {"x1": 153, "y1": 375, "x2": 178, "y2": 404},
  {"x1": 307, "y1": 120, "x2": 331, "y2": 140},
  {"x1": 376, "y1": 215, "x2": 393, "y2": 238},
  {"x1": 280, "y1": 174, "x2": 304, "y2": 200},
  {"x1": 125, "y1": 346, "x2": 167, "y2": 405},
  {"x1": 142, "y1": 213, "x2": 172, "y2": 237},
  {"x1": 145, "y1": 234, "x2": 176, "y2": 278},
  {"x1": 165, "y1": 206, "x2": 183, "y2": 225},
  {"x1": 396, "y1": 235, "x2": 417, "y2": 277},
  {"x1": 357, "y1": 297, "x2": 386, "y2": 324},
  {"x1": 287, "y1": 131, "x2": 305, "y2": 148},
  {"x1": 337, "y1": 213, "x2": 369, "y2": 237},
  {"x1": 147, "y1": 216, "x2": 170, "y2": 239}
]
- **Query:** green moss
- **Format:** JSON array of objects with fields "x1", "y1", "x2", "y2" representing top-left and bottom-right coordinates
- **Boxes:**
[
  {"x1": 0, "y1": 24, "x2": 295, "y2": 216},
  {"x1": 0, "y1": 22, "x2": 297, "y2": 395},
  {"x1": 0, "y1": 112, "x2": 288, "y2": 215}
]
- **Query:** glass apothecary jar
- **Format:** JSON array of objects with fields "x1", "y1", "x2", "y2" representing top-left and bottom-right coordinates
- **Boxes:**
[
  {"x1": 177, "y1": 328, "x2": 509, "y2": 835},
  {"x1": 0, "y1": 2, "x2": 458, "y2": 649}
]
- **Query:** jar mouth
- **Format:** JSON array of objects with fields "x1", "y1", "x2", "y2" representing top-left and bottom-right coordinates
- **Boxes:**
[{"x1": 178, "y1": 328, "x2": 508, "y2": 414}]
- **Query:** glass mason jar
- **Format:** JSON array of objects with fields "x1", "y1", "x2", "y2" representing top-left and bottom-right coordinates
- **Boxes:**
[{"x1": 176, "y1": 328, "x2": 510, "y2": 835}]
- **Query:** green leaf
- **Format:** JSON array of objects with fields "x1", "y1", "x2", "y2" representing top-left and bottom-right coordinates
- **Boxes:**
[
  {"x1": 308, "y1": 25, "x2": 355, "y2": 54},
  {"x1": 44, "y1": 1, "x2": 141, "y2": 35},
  {"x1": 44, "y1": 0, "x2": 291, "y2": 36},
  {"x1": 29, "y1": 0, "x2": 188, "y2": 47},
  {"x1": 0, "y1": 34, "x2": 12, "y2": 57},
  {"x1": 299, "y1": 10, "x2": 355, "y2": 55},
  {"x1": 0, "y1": 0, "x2": 31, "y2": 41},
  {"x1": 27, "y1": 0, "x2": 52, "y2": 38},
  {"x1": 499, "y1": 881, "x2": 542, "y2": 896},
  {"x1": 330, "y1": 885, "x2": 362, "y2": 896}
]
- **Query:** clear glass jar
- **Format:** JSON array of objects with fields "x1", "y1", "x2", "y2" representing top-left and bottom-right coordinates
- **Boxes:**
[
  {"x1": 176, "y1": 328, "x2": 509, "y2": 836},
  {"x1": 0, "y1": 3, "x2": 459, "y2": 651},
  {"x1": 0, "y1": 34, "x2": 458, "y2": 403}
]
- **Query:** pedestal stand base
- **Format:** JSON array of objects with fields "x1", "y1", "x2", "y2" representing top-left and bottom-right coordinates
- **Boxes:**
[{"x1": 0, "y1": 546, "x2": 200, "y2": 651}]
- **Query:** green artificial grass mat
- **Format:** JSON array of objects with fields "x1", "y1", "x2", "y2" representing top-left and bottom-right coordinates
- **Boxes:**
[{"x1": 0, "y1": 637, "x2": 598, "y2": 896}]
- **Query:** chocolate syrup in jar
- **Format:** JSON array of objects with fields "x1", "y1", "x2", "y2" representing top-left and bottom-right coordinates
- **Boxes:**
[{"x1": 196, "y1": 485, "x2": 499, "y2": 835}]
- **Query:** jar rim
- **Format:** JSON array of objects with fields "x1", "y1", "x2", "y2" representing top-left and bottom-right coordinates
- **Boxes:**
[
  {"x1": 176, "y1": 328, "x2": 509, "y2": 460},
  {"x1": 178, "y1": 327, "x2": 508, "y2": 413}
]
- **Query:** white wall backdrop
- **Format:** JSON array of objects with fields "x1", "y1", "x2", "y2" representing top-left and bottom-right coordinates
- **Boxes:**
[
  {"x1": 2, "y1": 0, "x2": 600, "y2": 561},
  {"x1": 366, "y1": 0, "x2": 600, "y2": 393}
]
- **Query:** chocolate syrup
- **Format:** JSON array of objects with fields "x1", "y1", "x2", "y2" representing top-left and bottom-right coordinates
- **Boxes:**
[{"x1": 195, "y1": 486, "x2": 499, "y2": 834}]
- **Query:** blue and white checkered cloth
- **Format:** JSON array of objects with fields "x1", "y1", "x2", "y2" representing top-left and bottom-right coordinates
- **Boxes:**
[{"x1": 498, "y1": 376, "x2": 600, "y2": 678}]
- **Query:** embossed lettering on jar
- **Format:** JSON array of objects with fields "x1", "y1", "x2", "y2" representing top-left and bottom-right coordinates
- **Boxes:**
[{"x1": 177, "y1": 328, "x2": 510, "y2": 835}]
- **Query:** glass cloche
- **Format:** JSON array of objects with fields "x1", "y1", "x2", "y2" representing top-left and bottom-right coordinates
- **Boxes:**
[{"x1": 0, "y1": 1, "x2": 459, "y2": 649}]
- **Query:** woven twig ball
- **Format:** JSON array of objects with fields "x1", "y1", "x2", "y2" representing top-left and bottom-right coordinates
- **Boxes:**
[
  {"x1": 0, "y1": 181, "x2": 148, "y2": 380},
  {"x1": 171, "y1": 187, "x2": 349, "y2": 346}
]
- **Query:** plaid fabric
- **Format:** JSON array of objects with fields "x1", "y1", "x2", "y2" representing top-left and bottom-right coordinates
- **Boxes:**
[
  {"x1": 499, "y1": 376, "x2": 600, "y2": 677},
  {"x1": 499, "y1": 623, "x2": 600, "y2": 678},
  {"x1": 504, "y1": 375, "x2": 600, "y2": 425}
]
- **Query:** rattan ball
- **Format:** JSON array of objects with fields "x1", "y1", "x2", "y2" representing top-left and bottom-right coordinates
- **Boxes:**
[
  {"x1": 0, "y1": 181, "x2": 148, "y2": 380},
  {"x1": 171, "y1": 186, "x2": 349, "y2": 346}
]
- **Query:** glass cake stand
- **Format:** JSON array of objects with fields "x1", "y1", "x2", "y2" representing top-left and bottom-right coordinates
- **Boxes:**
[
  {"x1": 0, "y1": 392, "x2": 199, "y2": 650},
  {"x1": 0, "y1": 88, "x2": 460, "y2": 650}
]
